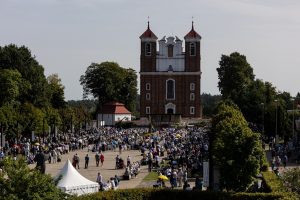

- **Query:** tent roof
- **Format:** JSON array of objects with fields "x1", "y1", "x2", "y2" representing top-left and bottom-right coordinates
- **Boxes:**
[{"x1": 57, "y1": 160, "x2": 99, "y2": 190}]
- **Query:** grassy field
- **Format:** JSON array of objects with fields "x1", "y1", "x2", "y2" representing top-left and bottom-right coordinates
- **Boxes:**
[{"x1": 143, "y1": 171, "x2": 158, "y2": 181}]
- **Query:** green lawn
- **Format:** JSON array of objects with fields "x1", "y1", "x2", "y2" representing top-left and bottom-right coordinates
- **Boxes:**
[{"x1": 143, "y1": 172, "x2": 158, "y2": 181}]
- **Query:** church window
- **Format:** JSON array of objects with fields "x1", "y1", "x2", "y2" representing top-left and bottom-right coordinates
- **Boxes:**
[
  {"x1": 146, "y1": 83, "x2": 151, "y2": 90},
  {"x1": 146, "y1": 107, "x2": 150, "y2": 114},
  {"x1": 190, "y1": 93, "x2": 195, "y2": 101},
  {"x1": 146, "y1": 93, "x2": 151, "y2": 100},
  {"x1": 166, "y1": 79, "x2": 175, "y2": 100},
  {"x1": 168, "y1": 45, "x2": 173, "y2": 57},
  {"x1": 190, "y1": 107, "x2": 195, "y2": 115},
  {"x1": 190, "y1": 43, "x2": 196, "y2": 56},
  {"x1": 190, "y1": 83, "x2": 195, "y2": 91},
  {"x1": 145, "y1": 43, "x2": 151, "y2": 56}
]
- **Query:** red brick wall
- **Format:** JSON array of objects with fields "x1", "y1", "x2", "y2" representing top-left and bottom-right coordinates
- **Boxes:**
[
  {"x1": 184, "y1": 41, "x2": 201, "y2": 72},
  {"x1": 140, "y1": 42, "x2": 156, "y2": 72},
  {"x1": 140, "y1": 74, "x2": 201, "y2": 117}
]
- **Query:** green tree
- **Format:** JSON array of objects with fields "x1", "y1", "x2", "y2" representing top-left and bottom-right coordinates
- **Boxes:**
[
  {"x1": 0, "y1": 157, "x2": 67, "y2": 199},
  {"x1": 80, "y1": 62, "x2": 137, "y2": 112},
  {"x1": 217, "y1": 52, "x2": 255, "y2": 99},
  {"x1": 18, "y1": 103, "x2": 45, "y2": 138},
  {"x1": 201, "y1": 93, "x2": 222, "y2": 117},
  {"x1": 47, "y1": 74, "x2": 66, "y2": 109},
  {"x1": 212, "y1": 101, "x2": 265, "y2": 191},
  {"x1": 0, "y1": 69, "x2": 23, "y2": 106},
  {"x1": 0, "y1": 44, "x2": 50, "y2": 107}
]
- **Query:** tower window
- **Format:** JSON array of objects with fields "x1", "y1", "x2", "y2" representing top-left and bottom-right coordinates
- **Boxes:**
[
  {"x1": 190, "y1": 107, "x2": 195, "y2": 115},
  {"x1": 190, "y1": 93, "x2": 195, "y2": 101},
  {"x1": 146, "y1": 83, "x2": 151, "y2": 90},
  {"x1": 146, "y1": 106, "x2": 151, "y2": 114},
  {"x1": 166, "y1": 79, "x2": 175, "y2": 100},
  {"x1": 190, "y1": 83, "x2": 195, "y2": 91},
  {"x1": 190, "y1": 43, "x2": 196, "y2": 56},
  {"x1": 145, "y1": 43, "x2": 151, "y2": 56},
  {"x1": 168, "y1": 45, "x2": 173, "y2": 57},
  {"x1": 146, "y1": 93, "x2": 151, "y2": 100}
]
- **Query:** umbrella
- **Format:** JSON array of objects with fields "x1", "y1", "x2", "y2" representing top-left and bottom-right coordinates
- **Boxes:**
[
  {"x1": 158, "y1": 175, "x2": 168, "y2": 181},
  {"x1": 176, "y1": 134, "x2": 181, "y2": 138},
  {"x1": 34, "y1": 142, "x2": 40, "y2": 146}
]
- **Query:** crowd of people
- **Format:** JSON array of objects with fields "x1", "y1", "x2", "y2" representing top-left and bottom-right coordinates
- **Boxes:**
[{"x1": 0, "y1": 126, "x2": 210, "y2": 190}]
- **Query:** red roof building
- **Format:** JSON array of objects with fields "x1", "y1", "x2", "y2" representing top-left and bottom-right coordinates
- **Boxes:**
[{"x1": 97, "y1": 102, "x2": 131, "y2": 126}]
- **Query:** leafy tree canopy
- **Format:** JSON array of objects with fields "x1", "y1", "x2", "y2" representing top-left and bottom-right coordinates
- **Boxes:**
[
  {"x1": 0, "y1": 157, "x2": 68, "y2": 200},
  {"x1": 212, "y1": 100, "x2": 265, "y2": 191},
  {"x1": 80, "y1": 62, "x2": 137, "y2": 112}
]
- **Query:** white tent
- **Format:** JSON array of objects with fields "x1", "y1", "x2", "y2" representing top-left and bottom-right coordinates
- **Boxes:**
[{"x1": 56, "y1": 160, "x2": 99, "y2": 195}]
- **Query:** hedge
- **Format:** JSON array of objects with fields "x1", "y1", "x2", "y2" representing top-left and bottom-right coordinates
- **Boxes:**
[
  {"x1": 70, "y1": 188, "x2": 287, "y2": 200},
  {"x1": 70, "y1": 171, "x2": 299, "y2": 200}
]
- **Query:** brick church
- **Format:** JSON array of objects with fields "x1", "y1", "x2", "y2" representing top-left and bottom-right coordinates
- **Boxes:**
[{"x1": 139, "y1": 22, "x2": 202, "y2": 119}]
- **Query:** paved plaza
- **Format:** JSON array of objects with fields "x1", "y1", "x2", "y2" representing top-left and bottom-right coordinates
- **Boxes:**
[{"x1": 30, "y1": 148, "x2": 149, "y2": 189}]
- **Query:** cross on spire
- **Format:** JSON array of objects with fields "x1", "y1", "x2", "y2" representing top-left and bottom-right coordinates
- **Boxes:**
[{"x1": 147, "y1": 16, "x2": 150, "y2": 29}]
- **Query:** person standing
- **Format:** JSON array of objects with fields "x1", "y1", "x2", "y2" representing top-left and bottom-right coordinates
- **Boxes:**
[
  {"x1": 73, "y1": 153, "x2": 80, "y2": 169},
  {"x1": 127, "y1": 155, "x2": 131, "y2": 166},
  {"x1": 96, "y1": 172, "x2": 103, "y2": 191},
  {"x1": 100, "y1": 153, "x2": 105, "y2": 167},
  {"x1": 177, "y1": 168, "x2": 183, "y2": 187},
  {"x1": 85, "y1": 154, "x2": 90, "y2": 169},
  {"x1": 95, "y1": 152, "x2": 100, "y2": 167},
  {"x1": 34, "y1": 150, "x2": 46, "y2": 174}
]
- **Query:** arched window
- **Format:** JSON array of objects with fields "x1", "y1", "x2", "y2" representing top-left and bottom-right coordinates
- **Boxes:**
[
  {"x1": 146, "y1": 83, "x2": 151, "y2": 90},
  {"x1": 190, "y1": 83, "x2": 195, "y2": 91},
  {"x1": 145, "y1": 43, "x2": 151, "y2": 56},
  {"x1": 146, "y1": 93, "x2": 151, "y2": 100},
  {"x1": 166, "y1": 79, "x2": 175, "y2": 100},
  {"x1": 190, "y1": 107, "x2": 195, "y2": 115},
  {"x1": 168, "y1": 45, "x2": 173, "y2": 57},
  {"x1": 190, "y1": 93, "x2": 195, "y2": 101},
  {"x1": 146, "y1": 107, "x2": 150, "y2": 114},
  {"x1": 190, "y1": 43, "x2": 196, "y2": 56}
]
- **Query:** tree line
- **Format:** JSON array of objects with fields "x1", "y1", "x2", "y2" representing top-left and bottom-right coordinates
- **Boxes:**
[{"x1": 0, "y1": 45, "x2": 92, "y2": 142}]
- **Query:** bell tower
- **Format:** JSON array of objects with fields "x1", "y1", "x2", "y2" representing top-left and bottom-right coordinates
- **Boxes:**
[
  {"x1": 184, "y1": 21, "x2": 201, "y2": 72},
  {"x1": 140, "y1": 21, "x2": 157, "y2": 72}
]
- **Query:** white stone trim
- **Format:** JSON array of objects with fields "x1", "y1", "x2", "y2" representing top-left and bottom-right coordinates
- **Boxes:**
[
  {"x1": 146, "y1": 83, "x2": 151, "y2": 90},
  {"x1": 190, "y1": 83, "x2": 195, "y2": 91},
  {"x1": 190, "y1": 106, "x2": 195, "y2": 115},
  {"x1": 190, "y1": 93, "x2": 195, "y2": 101},
  {"x1": 146, "y1": 107, "x2": 150, "y2": 114},
  {"x1": 140, "y1": 71, "x2": 201, "y2": 75},
  {"x1": 141, "y1": 38, "x2": 157, "y2": 42},
  {"x1": 146, "y1": 93, "x2": 151, "y2": 100},
  {"x1": 165, "y1": 103, "x2": 176, "y2": 114},
  {"x1": 185, "y1": 38, "x2": 201, "y2": 42}
]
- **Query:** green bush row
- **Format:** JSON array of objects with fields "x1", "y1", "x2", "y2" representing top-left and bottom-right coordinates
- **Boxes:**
[
  {"x1": 70, "y1": 188, "x2": 289, "y2": 200},
  {"x1": 261, "y1": 171, "x2": 298, "y2": 200}
]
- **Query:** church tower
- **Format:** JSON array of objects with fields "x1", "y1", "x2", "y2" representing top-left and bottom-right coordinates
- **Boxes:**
[{"x1": 140, "y1": 22, "x2": 202, "y2": 119}]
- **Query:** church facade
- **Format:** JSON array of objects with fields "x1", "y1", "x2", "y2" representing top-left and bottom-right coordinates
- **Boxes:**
[{"x1": 139, "y1": 22, "x2": 202, "y2": 118}]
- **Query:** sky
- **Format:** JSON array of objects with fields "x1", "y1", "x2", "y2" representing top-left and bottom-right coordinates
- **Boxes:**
[{"x1": 1, "y1": 0, "x2": 300, "y2": 100}]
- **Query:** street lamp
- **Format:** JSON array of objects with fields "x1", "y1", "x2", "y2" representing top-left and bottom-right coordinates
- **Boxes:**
[{"x1": 275, "y1": 100, "x2": 278, "y2": 144}]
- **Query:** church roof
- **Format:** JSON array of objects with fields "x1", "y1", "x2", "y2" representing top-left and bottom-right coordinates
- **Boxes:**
[
  {"x1": 140, "y1": 22, "x2": 158, "y2": 39},
  {"x1": 100, "y1": 101, "x2": 131, "y2": 114},
  {"x1": 184, "y1": 22, "x2": 201, "y2": 40}
]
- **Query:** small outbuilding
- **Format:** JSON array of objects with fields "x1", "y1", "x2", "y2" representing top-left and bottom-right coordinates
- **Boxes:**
[{"x1": 97, "y1": 101, "x2": 132, "y2": 126}]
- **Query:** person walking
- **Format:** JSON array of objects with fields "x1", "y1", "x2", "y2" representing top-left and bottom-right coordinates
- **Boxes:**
[
  {"x1": 95, "y1": 152, "x2": 100, "y2": 167},
  {"x1": 73, "y1": 153, "x2": 80, "y2": 169},
  {"x1": 85, "y1": 154, "x2": 90, "y2": 169},
  {"x1": 100, "y1": 153, "x2": 105, "y2": 167}
]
